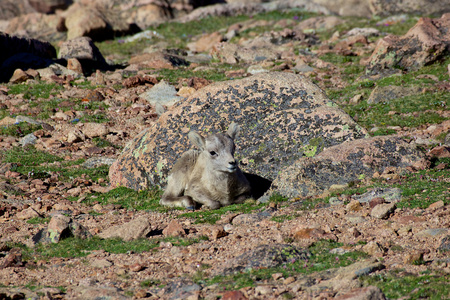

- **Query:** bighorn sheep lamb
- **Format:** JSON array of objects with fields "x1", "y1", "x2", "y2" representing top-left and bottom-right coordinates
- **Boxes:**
[{"x1": 160, "y1": 122, "x2": 252, "y2": 210}]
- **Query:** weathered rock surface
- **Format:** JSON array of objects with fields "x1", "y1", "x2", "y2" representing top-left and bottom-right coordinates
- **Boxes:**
[
  {"x1": 58, "y1": 36, "x2": 108, "y2": 71},
  {"x1": 335, "y1": 286, "x2": 386, "y2": 300},
  {"x1": 109, "y1": 72, "x2": 367, "y2": 191},
  {"x1": 32, "y1": 214, "x2": 92, "y2": 245},
  {"x1": 4, "y1": 13, "x2": 65, "y2": 43},
  {"x1": 98, "y1": 216, "x2": 152, "y2": 241},
  {"x1": 272, "y1": 136, "x2": 426, "y2": 198},
  {"x1": 222, "y1": 244, "x2": 310, "y2": 275},
  {"x1": 0, "y1": 0, "x2": 36, "y2": 20},
  {"x1": 366, "y1": 14, "x2": 450, "y2": 74}
]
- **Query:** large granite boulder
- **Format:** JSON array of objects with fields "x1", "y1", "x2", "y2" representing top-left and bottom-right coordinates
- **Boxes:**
[
  {"x1": 272, "y1": 136, "x2": 426, "y2": 198},
  {"x1": 366, "y1": 14, "x2": 450, "y2": 75},
  {"x1": 109, "y1": 72, "x2": 367, "y2": 192}
]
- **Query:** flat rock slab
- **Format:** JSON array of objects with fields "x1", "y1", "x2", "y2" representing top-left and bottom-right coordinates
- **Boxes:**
[
  {"x1": 272, "y1": 136, "x2": 426, "y2": 198},
  {"x1": 110, "y1": 72, "x2": 367, "y2": 191}
]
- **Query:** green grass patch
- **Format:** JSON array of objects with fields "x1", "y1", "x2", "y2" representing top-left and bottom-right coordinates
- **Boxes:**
[
  {"x1": 155, "y1": 66, "x2": 239, "y2": 84},
  {"x1": 1, "y1": 146, "x2": 109, "y2": 182},
  {"x1": 92, "y1": 137, "x2": 120, "y2": 149},
  {"x1": 1, "y1": 145, "x2": 63, "y2": 166},
  {"x1": 76, "y1": 186, "x2": 165, "y2": 211},
  {"x1": 26, "y1": 217, "x2": 50, "y2": 225},
  {"x1": 394, "y1": 168, "x2": 450, "y2": 209},
  {"x1": 7, "y1": 82, "x2": 64, "y2": 99},
  {"x1": 361, "y1": 270, "x2": 450, "y2": 300},
  {"x1": 179, "y1": 200, "x2": 265, "y2": 224},
  {"x1": 178, "y1": 192, "x2": 289, "y2": 224},
  {"x1": 0, "y1": 122, "x2": 42, "y2": 137},
  {"x1": 21, "y1": 236, "x2": 208, "y2": 261},
  {"x1": 201, "y1": 240, "x2": 368, "y2": 290},
  {"x1": 314, "y1": 166, "x2": 450, "y2": 210},
  {"x1": 342, "y1": 91, "x2": 449, "y2": 131},
  {"x1": 97, "y1": 9, "x2": 318, "y2": 54}
]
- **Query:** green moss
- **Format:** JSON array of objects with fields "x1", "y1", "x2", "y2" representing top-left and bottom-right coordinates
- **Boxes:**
[
  {"x1": 1, "y1": 146, "x2": 109, "y2": 182},
  {"x1": 361, "y1": 271, "x2": 450, "y2": 300},
  {"x1": 179, "y1": 200, "x2": 265, "y2": 224},
  {"x1": 7, "y1": 82, "x2": 64, "y2": 99},
  {"x1": 20, "y1": 236, "x2": 208, "y2": 261},
  {"x1": 26, "y1": 217, "x2": 50, "y2": 225},
  {"x1": 0, "y1": 122, "x2": 42, "y2": 137},
  {"x1": 202, "y1": 240, "x2": 368, "y2": 290},
  {"x1": 76, "y1": 186, "x2": 165, "y2": 212}
]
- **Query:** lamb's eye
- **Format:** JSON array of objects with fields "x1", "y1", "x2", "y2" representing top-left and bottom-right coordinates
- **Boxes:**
[{"x1": 209, "y1": 151, "x2": 217, "y2": 156}]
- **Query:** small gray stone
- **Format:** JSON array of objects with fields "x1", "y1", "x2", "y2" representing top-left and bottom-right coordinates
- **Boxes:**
[
  {"x1": 353, "y1": 188, "x2": 402, "y2": 204},
  {"x1": 415, "y1": 228, "x2": 449, "y2": 238},
  {"x1": 19, "y1": 133, "x2": 37, "y2": 147},
  {"x1": 140, "y1": 81, "x2": 181, "y2": 107},
  {"x1": 82, "y1": 157, "x2": 116, "y2": 168},
  {"x1": 329, "y1": 197, "x2": 344, "y2": 205},
  {"x1": 438, "y1": 235, "x2": 450, "y2": 252}
]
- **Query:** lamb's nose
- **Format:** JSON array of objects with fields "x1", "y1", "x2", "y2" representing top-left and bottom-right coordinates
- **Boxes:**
[{"x1": 229, "y1": 160, "x2": 236, "y2": 166}]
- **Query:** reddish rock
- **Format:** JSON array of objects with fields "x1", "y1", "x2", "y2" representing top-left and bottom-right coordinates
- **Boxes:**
[
  {"x1": 122, "y1": 75, "x2": 158, "y2": 88},
  {"x1": 67, "y1": 58, "x2": 84, "y2": 74},
  {"x1": 188, "y1": 31, "x2": 224, "y2": 53},
  {"x1": 163, "y1": 220, "x2": 186, "y2": 237},
  {"x1": 369, "y1": 197, "x2": 386, "y2": 208},
  {"x1": 29, "y1": 0, "x2": 71, "y2": 14},
  {"x1": 427, "y1": 200, "x2": 445, "y2": 211},
  {"x1": 293, "y1": 228, "x2": 336, "y2": 241},
  {"x1": 0, "y1": 248, "x2": 23, "y2": 268},
  {"x1": 211, "y1": 226, "x2": 228, "y2": 240},
  {"x1": 9, "y1": 69, "x2": 32, "y2": 83},
  {"x1": 223, "y1": 290, "x2": 248, "y2": 300},
  {"x1": 98, "y1": 216, "x2": 152, "y2": 242},
  {"x1": 346, "y1": 200, "x2": 362, "y2": 211},
  {"x1": 428, "y1": 146, "x2": 450, "y2": 158},
  {"x1": 81, "y1": 123, "x2": 109, "y2": 138},
  {"x1": 366, "y1": 14, "x2": 450, "y2": 74},
  {"x1": 403, "y1": 251, "x2": 425, "y2": 265}
]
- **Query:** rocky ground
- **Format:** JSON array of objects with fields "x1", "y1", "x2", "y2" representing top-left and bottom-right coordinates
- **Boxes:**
[{"x1": 0, "y1": 1, "x2": 450, "y2": 299}]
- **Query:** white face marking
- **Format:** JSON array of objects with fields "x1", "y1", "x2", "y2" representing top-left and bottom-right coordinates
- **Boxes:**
[{"x1": 205, "y1": 133, "x2": 237, "y2": 173}]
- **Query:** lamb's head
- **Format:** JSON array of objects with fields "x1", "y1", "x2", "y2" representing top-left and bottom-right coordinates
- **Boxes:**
[{"x1": 188, "y1": 122, "x2": 240, "y2": 173}]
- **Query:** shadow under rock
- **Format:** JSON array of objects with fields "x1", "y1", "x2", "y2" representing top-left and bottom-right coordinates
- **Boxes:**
[{"x1": 244, "y1": 172, "x2": 272, "y2": 200}]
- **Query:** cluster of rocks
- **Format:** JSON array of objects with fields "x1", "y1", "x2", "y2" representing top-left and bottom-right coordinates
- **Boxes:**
[{"x1": 0, "y1": 0, "x2": 450, "y2": 299}]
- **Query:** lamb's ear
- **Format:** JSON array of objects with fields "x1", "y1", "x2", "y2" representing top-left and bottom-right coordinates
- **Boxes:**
[
  {"x1": 227, "y1": 122, "x2": 240, "y2": 140},
  {"x1": 188, "y1": 131, "x2": 206, "y2": 150}
]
